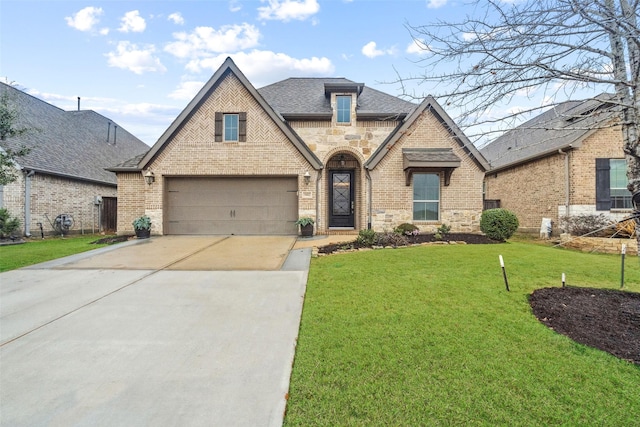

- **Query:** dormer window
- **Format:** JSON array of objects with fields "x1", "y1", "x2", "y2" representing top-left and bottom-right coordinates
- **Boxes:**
[{"x1": 337, "y1": 95, "x2": 351, "y2": 124}]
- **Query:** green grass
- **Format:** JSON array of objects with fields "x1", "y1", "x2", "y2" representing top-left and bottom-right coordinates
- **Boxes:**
[
  {"x1": 285, "y1": 242, "x2": 640, "y2": 426},
  {"x1": 0, "y1": 234, "x2": 110, "y2": 272}
]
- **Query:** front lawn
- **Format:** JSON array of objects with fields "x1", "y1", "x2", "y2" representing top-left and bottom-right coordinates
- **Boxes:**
[
  {"x1": 285, "y1": 242, "x2": 640, "y2": 426},
  {"x1": 0, "y1": 235, "x2": 110, "y2": 272}
]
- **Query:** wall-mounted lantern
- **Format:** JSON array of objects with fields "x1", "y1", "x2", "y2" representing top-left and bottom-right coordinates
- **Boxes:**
[
  {"x1": 303, "y1": 171, "x2": 311, "y2": 185},
  {"x1": 144, "y1": 170, "x2": 155, "y2": 186}
]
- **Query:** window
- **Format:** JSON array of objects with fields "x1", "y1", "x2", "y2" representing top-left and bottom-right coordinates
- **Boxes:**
[
  {"x1": 224, "y1": 114, "x2": 239, "y2": 141},
  {"x1": 336, "y1": 95, "x2": 351, "y2": 123},
  {"x1": 595, "y1": 158, "x2": 631, "y2": 210},
  {"x1": 610, "y1": 159, "x2": 632, "y2": 209},
  {"x1": 413, "y1": 173, "x2": 440, "y2": 221},
  {"x1": 214, "y1": 112, "x2": 247, "y2": 142}
]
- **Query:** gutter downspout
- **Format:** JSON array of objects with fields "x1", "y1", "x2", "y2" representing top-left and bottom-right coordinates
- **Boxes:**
[
  {"x1": 558, "y1": 149, "x2": 570, "y2": 218},
  {"x1": 315, "y1": 169, "x2": 323, "y2": 233},
  {"x1": 24, "y1": 170, "x2": 35, "y2": 237},
  {"x1": 365, "y1": 168, "x2": 372, "y2": 229}
]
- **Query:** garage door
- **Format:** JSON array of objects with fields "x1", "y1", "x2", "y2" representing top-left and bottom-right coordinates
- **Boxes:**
[{"x1": 165, "y1": 177, "x2": 298, "y2": 235}]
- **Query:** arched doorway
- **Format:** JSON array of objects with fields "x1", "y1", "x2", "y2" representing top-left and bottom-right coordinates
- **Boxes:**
[{"x1": 327, "y1": 152, "x2": 359, "y2": 229}]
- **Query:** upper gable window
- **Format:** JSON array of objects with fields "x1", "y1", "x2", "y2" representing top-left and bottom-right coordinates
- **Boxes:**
[
  {"x1": 224, "y1": 114, "x2": 239, "y2": 141},
  {"x1": 336, "y1": 95, "x2": 351, "y2": 124},
  {"x1": 215, "y1": 112, "x2": 247, "y2": 142}
]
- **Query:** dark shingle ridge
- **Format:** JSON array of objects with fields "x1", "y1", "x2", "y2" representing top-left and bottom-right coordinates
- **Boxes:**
[
  {"x1": 257, "y1": 77, "x2": 416, "y2": 118},
  {"x1": 0, "y1": 82, "x2": 149, "y2": 184}
]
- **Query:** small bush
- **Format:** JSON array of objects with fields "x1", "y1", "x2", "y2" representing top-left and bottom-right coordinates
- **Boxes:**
[
  {"x1": 0, "y1": 208, "x2": 21, "y2": 239},
  {"x1": 560, "y1": 214, "x2": 615, "y2": 237},
  {"x1": 375, "y1": 231, "x2": 408, "y2": 247},
  {"x1": 434, "y1": 223, "x2": 451, "y2": 240},
  {"x1": 356, "y1": 229, "x2": 377, "y2": 246},
  {"x1": 480, "y1": 209, "x2": 519, "y2": 241},
  {"x1": 394, "y1": 223, "x2": 419, "y2": 236}
]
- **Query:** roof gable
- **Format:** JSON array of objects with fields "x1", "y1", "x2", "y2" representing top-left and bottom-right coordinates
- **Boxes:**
[
  {"x1": 365, "y1": 96, "x2": 489, "y2": 171},
  {"x1": 137, "y1": 57, "x2": 322, "y2": 170},
  {"x1": 0, "y1": 82, "x2": 149, "y2": 185}
]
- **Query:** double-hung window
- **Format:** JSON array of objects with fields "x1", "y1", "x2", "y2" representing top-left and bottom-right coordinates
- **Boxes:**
[
  {"x1": 336, "y1": 95, "x2": 351, "y2": 124},
  {"x1": 596, "y1": 158, "x2": 632, "y2": 210},
  {"x1": 224, "y1": 114, "x2": 239, "y2": 142},
  {"x1": 215, "y1": 112, "x2": 246, "y2": 142},
  {"x1": 413, "y1": 173, "x2": 440, "y2": 221},
  {"x1": 610, "y1": 159, "x2": 632, "y2": 209}
]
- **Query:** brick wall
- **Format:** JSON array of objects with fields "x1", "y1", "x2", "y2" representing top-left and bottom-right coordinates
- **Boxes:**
[
  {"x1": 116, "y1": 73, "x2": 485, "y2": 235},
  {"x1": 484, "y1": 124, "x2": 626, "y2": 233},
  {"x1": 1, "y1": 171, "x2": 116, "y2": 236}
]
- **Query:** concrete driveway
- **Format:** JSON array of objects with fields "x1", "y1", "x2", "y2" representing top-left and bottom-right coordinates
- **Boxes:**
[{"x1": 0, "y1": 236, "x2": 311, "y2": 427}]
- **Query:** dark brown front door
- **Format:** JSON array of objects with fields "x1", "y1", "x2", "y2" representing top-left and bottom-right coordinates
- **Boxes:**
[{"x1": 329, "y1": 170, "x2": 354, "y2": 228}]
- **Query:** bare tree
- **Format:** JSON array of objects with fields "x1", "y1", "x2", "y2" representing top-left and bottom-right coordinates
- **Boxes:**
[{"x1": 403, "y1": 0, "x2": 639, "y2": 227}]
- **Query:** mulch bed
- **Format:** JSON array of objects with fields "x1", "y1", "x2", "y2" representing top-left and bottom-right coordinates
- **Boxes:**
[
  {"x1": 318, "y1": 233, "x2": 501, "y2": 254},
  {"x1": 530, "y1": 287, "x2": 640, "y2": 365},
  {"x1": 90, "y1": 235, "x2": 134, "y2": 245}
]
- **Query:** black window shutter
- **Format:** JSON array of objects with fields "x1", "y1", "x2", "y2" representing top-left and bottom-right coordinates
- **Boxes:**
[
  {"x1": 214, "y1": 112, "x2": 223, "y2": 142},
  {"x1": 595, "y1": 158, "x2": 611, "y2": 210},
  {"x1": 239, "y1": 112, "x2": 247, "y2": 142}
]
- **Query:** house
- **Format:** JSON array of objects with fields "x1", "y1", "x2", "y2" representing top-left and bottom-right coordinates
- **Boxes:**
[
  {"x1": 110, "y1": 57, "x2": 488, "y2": 236},
  {"x1": 480, "y1": 95, "x2": 629, "y2": 234},
  {"x1": 0, "y1": 82, "x2": 149, "y2": 236}
]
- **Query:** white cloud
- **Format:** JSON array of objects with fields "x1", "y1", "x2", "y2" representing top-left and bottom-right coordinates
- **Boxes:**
[
  {"x1": 406, "y1": 39, "x2": 431, "y2": 55},
  {"x1": 168, "y1": 12, "x2": 185, "y2": 25},
  {"x1": 119, "y1": 10, "x2": 146, "y2": 33},
  {"x1": 229, "y1": 0, "x2": 242, "y2": 12},
  {"x1": 165, "y1": 24, "x2": 261, "y2": 59},
  {"x1": 257, "y1": 0, "x2": 320, "y2": 22},
  {"x1": 106, "y1": 41, "x2": 167, "y2": 74},
  {"x1": 65, "y1": 6, "x2": 104, "y2": 32},
  {"x1": 169, "y1": 80, "x2": 205, "y2": 100},
  {"x1": 184, "y1": 50, "x2": 334, "y2": 86},
  {"x1": 361, "y1": 41, "x2": 395, "y2": 58},
  {"x1": 427, "y1": 0, "x2": 448, "y2": 8}
]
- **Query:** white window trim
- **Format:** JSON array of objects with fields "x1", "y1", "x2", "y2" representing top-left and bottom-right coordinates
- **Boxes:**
[{"x1": 223, "y1": 113, "x2": 239, "y2": 142}]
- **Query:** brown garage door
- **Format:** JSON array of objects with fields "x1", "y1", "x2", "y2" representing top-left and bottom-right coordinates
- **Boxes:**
[{"x1": 165, "y1": 177, "x2": 298, "y2": 235}]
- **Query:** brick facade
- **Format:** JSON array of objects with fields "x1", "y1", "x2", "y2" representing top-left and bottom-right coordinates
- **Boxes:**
[
  {"x1": 1, "y1": 170, "x2": 116, "y2": 236},
  {"x1": 484, "y1": 124, "x2": 628, "y2": 233},
  {"x1": 116, "y1": 67, "x2": 485, "y2": 235}
]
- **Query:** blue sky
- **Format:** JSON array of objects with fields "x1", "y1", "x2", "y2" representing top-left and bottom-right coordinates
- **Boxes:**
[{"x1": 1, "y1": 0, "x2": 505, "y2": 145}]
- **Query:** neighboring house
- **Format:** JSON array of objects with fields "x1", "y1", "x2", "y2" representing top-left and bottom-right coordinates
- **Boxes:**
[
  {"x1": 110, "y1": 57, "x2": 488, "y2": 236},
  {"x1": 481, "y1": 95, "x2": 629, "y2": 234},
  {"x1": 0, "y1": 82, "x2": 149, "y2": 236}
]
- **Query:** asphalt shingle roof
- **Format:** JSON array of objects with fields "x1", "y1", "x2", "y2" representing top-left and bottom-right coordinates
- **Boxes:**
[
  {"x1": 257, "y1": 78, "x2": 416, "y2": 118},
  {"x1": 1, "y1": 82, "x2": 149, "y2": 185},
  {"x1": 480, "y1": 94, "x2": 618, "y2": 170}
]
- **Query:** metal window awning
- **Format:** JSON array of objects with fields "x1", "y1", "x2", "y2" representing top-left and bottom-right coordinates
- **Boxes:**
[{"x1": 403, "y1": 148, "x2": 461, "y2": 186}]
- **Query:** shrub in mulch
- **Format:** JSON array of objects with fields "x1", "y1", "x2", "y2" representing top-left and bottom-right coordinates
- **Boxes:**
[
  {"x1": 318, "y1": 233, "x2": 501, "y2": 254},
  {"x1": 91, "y1": 235, "x2": 134, "y2": 245}
]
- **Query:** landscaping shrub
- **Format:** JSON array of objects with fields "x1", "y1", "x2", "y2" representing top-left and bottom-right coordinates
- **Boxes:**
[
  {"x1": 560, "y1": 214, "x2": 615, "y2": 237},
  {"x1": 375, "y1": 231, "x2": 408, "y2": 247},
  {"x1": 356, "y1": 229, "x2": 377, "y2": 246},
  {"x1": 0, "y1": 208, "x2": 20, "y2": 239},
  {"x1": 434, "y1": 223, "x2": 451, "y2": 240},
  {"x1": 480, "y1": 208, "x2": 519, "y2": 241},
  {"x1": 394, "y1": 223, "x2": 419, "y2": 236}
]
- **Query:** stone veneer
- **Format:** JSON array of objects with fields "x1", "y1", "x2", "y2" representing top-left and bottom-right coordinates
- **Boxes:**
[{"x1": 117, "y1": 73, "x2": 485, "y2": 235}]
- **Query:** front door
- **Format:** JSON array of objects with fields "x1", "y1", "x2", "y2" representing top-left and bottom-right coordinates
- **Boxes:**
[{"x1": 329, "y1": 170, "x2": 354, "y2": 228}]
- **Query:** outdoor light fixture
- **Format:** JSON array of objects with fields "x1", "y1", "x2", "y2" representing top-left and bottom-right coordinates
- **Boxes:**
[
  {"x1": 144, "y1": 170, "x2": 155, "y2": 186},
  {"x1": 303, "y1": 171, "x2": 311, "y2": 185},
  {"x1": 339, "y1": 154, "x2": 346, "y2": 167}
]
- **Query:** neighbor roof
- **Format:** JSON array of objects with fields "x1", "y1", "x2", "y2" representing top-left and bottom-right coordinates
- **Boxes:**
[
  {"x1": 480, "y1": 94, "x2": 619, "y2": 171},
  {"x1": 0, "y1": 82, "x2": 149, "y2": 185},
  {"x1": 257, "y1": 78, "x2": 416, "y2": 120}
]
